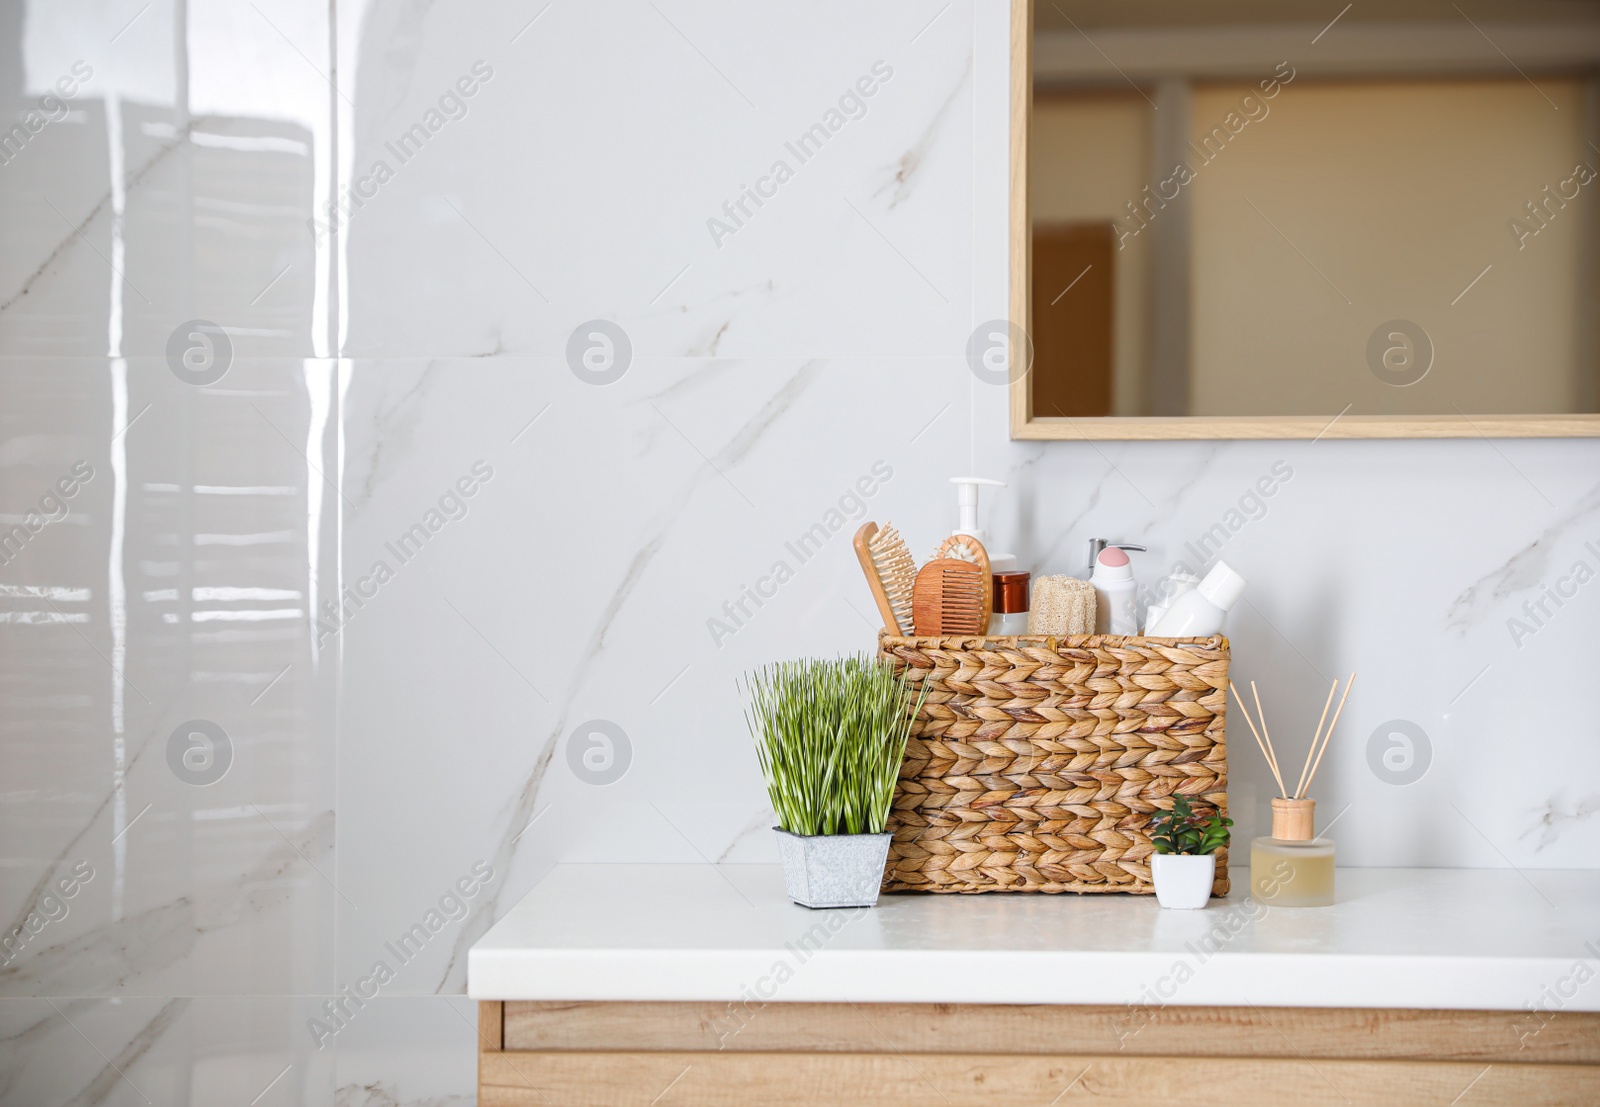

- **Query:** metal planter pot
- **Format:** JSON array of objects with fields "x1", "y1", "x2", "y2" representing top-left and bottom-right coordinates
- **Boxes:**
[{"x1": 773, "y1": 828, "x2": 892, "y2": 909}]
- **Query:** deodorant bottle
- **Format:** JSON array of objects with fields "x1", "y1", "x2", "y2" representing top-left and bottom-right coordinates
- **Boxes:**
[{"x1": 1090, "y1": 547, "x2": 1139, "y2": 635}]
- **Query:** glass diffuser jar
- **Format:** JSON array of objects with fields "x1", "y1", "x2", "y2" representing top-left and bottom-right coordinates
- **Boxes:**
[{"x1": 1250, "y1": 797, "x2": 1334, "y2": 907}]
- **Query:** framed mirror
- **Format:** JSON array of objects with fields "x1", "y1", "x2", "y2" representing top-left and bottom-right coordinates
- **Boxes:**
[{"x1": 1009, "y1": 0, "x2": 1600, "y2": 439}]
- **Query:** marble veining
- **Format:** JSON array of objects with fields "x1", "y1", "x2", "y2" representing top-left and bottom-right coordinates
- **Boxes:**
[
  {"x1": 880, "y1": 52, "x2": 971, "y2": 210},
  {"x1": 1524, "y1": 794, "x2": 1600, "y2": 852},
  {"x1": 63, "y1": 997, "x2": 187, "y2": 1107},
  {"x1": 685, "y1": 318, "x2": 733, "y2": 358},
  {"x1": 334, "y1": 1084, "x2": 470, "y2": 1107},
  {"x1": 714, "y1": 809, "x2": 776, "y2": 864},
  {"x1": 0, "y1": 1002, "x2": 82, "y2": 1103},
  {"x1": 350, "y1": 0, "x2": 445, "y2": 151},
  {"x1": 341, "y1": 361, "x2": 443, "y2": 516},
  {"x1": 711, "y1": 359, "x2": 823, "y2": 467},
  {"x1": 0, "y1": 115, "x2": 203, "y2": 326},
  {"x1": 646, "y1": 357, "x2": 742, "y2": 408},
  {"x1": 429, "y1": 358, "x2": 825, "y2": 992},
  {"x1": 1446, "y1": 479, "x2": 1600, "y2": 633},
  {"x1": 660, "y1": 279, "x2": 783, "y2": 357},
  {"x1": 2, "y1": 809, "x2": 333, "y2": 996},
  {"x1": 1150, "y1": 442, "x2": 1225, "y2": 515},
  {"x1": 1024, "y1": 461, "x2": 1107, "y2": 570}
]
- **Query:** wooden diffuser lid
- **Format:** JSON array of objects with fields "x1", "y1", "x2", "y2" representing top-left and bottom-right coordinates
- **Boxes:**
[{"x1": 1271, "y1": 797, "x2": 1315, "y2": 841}]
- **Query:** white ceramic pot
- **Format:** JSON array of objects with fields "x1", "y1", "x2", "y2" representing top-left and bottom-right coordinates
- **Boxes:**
[
  {"x1": 773, "y1": 828, "x2": 892, "y2": 909},
  {"x1": 1150, "y1": 853, "x2": 1216, "y2": 909}
]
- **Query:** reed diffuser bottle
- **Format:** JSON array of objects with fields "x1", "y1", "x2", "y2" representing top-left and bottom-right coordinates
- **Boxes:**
[
  {"x1": 1251, "y1": 797, "x2": 1335, "y2": 907},
  {"x1": 1230, "y1": 675, "x2": 1355, "y2": 909}
]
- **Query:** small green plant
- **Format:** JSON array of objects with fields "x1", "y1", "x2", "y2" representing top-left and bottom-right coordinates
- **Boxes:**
[
  {"x1": 743, "y1": 655, "x2": 925, "y2": 837},
  {"x1": 1149, "y1": 795, "x2": 1233, "y2": 856}
]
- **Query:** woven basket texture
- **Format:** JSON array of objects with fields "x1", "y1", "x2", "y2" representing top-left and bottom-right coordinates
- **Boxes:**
[{"x1": 878, "y1": 633, "x2": 1230, "y2": 895}]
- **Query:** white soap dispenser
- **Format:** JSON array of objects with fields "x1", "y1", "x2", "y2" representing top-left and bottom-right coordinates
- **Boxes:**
[{"x1": 949, "y1": 477, "x2": 1017, "y2": 572}]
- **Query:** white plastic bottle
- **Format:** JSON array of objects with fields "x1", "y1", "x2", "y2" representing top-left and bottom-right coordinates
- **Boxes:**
[
  {"x1": 1143, "y1": 571, "x2": 1200, "y2": 634},
  {"x1": 1090, "y1": 546, "x2": 1139, "y2": 635},
  {"x1": 1147, "y1": 561, "x2": 1247, "y2": 637}
]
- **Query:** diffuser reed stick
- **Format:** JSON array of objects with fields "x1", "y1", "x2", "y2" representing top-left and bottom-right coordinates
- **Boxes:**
[
  {"x1": 1294, "y1": 680, "x2": 1339, "y2": 800},
  {"x1": 1297, "y1": 673, "x2": 1356, "y2": 799},
  {"x1": 1230, "y1": 675, "x2": 1357, "y2": 801},
  {"x1": 1251, "y1": 680, "x2": 1288, "y2": 797},
  {"x1": 1250, "y1": 680, "x2": 1274, "y2": 755},
  {"x1": 1228, "y1": 680, "x2": 1286, "y2": 798}
]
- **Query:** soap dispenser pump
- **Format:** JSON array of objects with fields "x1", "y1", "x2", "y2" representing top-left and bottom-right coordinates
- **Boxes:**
[{"x1": 949, "y1": 478, "x2": 1017, "y2": 572}]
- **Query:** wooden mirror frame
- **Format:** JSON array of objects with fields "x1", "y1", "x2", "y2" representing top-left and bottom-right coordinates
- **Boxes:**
[{"x1": 1007, "y1": 0, "x2": 1600, "y2": 440}]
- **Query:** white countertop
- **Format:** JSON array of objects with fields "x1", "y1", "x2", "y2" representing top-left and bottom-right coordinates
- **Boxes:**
[{"x1": 468, "y1": 864, "x2": 1600, "y2": 1011}]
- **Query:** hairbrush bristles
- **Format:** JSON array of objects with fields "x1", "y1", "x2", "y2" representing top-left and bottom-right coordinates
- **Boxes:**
[{"x1": 868, "y1": 524, "x2": 917, "y2": 635}]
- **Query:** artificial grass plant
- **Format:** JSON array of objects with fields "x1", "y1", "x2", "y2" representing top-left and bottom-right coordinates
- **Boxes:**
[{"x1": 743, "y1": 655, "x2": 925, "y2": 837}]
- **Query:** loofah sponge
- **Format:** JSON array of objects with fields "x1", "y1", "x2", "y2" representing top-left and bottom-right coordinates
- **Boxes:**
[{"x1": 1028, "y1": 575, "x2": 1096, "y2": 635}]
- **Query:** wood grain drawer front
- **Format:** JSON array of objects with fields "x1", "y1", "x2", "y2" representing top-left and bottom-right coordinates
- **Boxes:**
[
  {"x1": 480, "y1": 1050, "x2": 1600, "y2": 1107},
  {"x1": 501, "y1": 1000, "x2": 1600, "y2": 1065}
]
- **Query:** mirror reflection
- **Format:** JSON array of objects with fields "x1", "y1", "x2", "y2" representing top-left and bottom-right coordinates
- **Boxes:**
[{"x1": 1030, "y1": 1, "x2": 1600, "y2": 419}]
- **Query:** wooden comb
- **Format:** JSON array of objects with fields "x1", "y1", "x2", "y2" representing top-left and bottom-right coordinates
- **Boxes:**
[
  {"x1": 853, "y1": 521, "x2": 916, "y2": 634},
  {"x1": 931, "y1": 534, "x2": 992, "y2": 628},
  {"x1": 912, "y1": 559, "x2": 988, "y2": 636}
]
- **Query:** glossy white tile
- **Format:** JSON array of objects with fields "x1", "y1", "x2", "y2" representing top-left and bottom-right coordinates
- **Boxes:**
[
  {"x1": 0, "y1": 0, "x2": 331, "y2": 359},
  {"x1": 1, "y1": 358, "x2": 337, "y2": 998},
  {"x1": 0, "y1": 996, "x2": 334, "y2": 1107}
]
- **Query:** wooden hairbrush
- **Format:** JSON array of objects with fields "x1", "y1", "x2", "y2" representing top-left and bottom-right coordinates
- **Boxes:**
[
  {"x1": 853, "y1": 521, "x2": 916, "y2": 634},
  {"x1": 913, "y1": 559, "x2": 989, "y2": 636}
]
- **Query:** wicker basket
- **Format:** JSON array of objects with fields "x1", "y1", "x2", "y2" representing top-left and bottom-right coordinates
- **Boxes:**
[{"x1": 878, "y1": 633, "x2": 1230, "y2": 895}]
